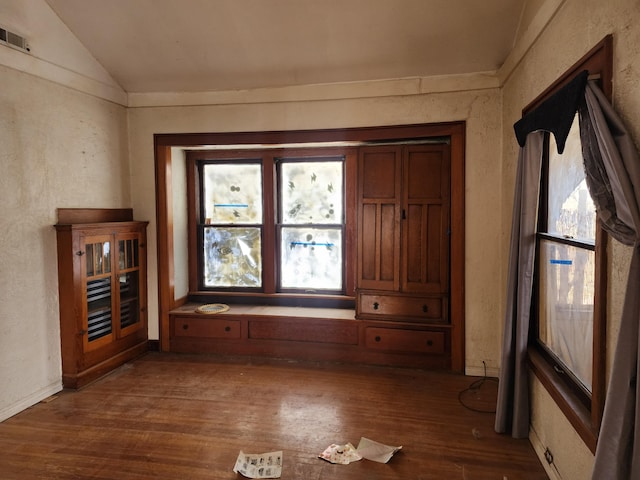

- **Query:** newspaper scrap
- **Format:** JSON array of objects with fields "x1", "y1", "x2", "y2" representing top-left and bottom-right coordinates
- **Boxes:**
[
  {"x1": 318, "y1": 437, "x2": 402, "y2": 465},
  {"x1": 356, "y1": 437, "x2": 402, "y2": 463},
  {"x1": 233, "y1": 450, "x2": 283, "y2": 479},
  {"x1": 318, "y1": 443, "x2": 362, "y2": 464}
]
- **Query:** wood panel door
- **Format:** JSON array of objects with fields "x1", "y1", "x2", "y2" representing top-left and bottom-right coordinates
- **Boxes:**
[
  {"x1": 401, "y1": 144, "x2": 450, "y2": 294},
  {"x1": 357, "y1": 146, "x2": 402, "y2": 291},
  {"x1": 357, "y1": 143, "x2": 450, "y2": 296}
]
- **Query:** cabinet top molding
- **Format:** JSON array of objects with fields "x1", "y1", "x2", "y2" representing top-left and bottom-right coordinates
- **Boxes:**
[{"x1": 56, "y1": 208, "x2": 134, "y2": 224}]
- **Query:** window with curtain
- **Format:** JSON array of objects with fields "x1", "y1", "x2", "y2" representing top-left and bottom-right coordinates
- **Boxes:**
[
  {"x1": 525, "y1": 39, "x2": 612, "y2": 450},
  {"x1": 535, "y1": 114, "x2": 598, "y2": 402}
]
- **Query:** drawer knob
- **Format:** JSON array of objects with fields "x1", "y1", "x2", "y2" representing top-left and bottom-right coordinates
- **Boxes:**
[
  {"x1": 225, "y1": 326, "x2": 231, "y2": 332},
  {"x1": 182, "y1": 324, "x2": 189, "y2": 330},
  {"x1": 373, "y1": 302, "x2": 379, "y2": 310},
  {"x1": 375, "y1": 335, "x2": 381, "y2": 342},
  {"x1": 422, "y1": 304, "x2": 429, "y2": 313},
  {"x1": 426, "y1": 340, "x2": 433, "y2": 346}
]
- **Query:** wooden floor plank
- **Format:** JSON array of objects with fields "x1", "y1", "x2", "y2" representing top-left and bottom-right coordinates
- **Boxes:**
[{"x1": 0, "y1": 353, "x2": 547, "y2": 479}]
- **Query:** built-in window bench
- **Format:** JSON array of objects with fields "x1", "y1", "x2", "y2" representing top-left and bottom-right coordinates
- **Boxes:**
[{"x1": 169, "y1": 303, "x2": 452, "y2": 369}]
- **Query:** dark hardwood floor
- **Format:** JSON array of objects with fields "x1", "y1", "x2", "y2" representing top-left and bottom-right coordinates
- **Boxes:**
[{"x1": 0, "y1": 353, "x2": 547, "y2": 479}]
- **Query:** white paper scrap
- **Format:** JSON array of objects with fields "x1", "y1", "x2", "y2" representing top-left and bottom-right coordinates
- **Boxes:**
[
  {"x1": 318, "y1": 443, "x2": 362, "y2": 464},
  {"x1": 356, "y1": 437, "x2": 402, "y2": 463},
  {"x1": 233, "y1": 450, "x2": 283, "y2": 478}
]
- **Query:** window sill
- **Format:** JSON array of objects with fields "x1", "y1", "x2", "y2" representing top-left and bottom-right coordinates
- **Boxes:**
[
  {"x1": 187, "y1": 291, "x2": 356, "y2": 310},
  {"x1": 171, "y1": 302, "x2": 356, "y2": 321},
  {"x1": 528, "y1": 347, "x2": 598, "y2": 453}
]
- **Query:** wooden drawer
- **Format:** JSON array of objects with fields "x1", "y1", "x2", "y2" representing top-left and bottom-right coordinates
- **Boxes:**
[
  {"x1": 365, "y1": 327, "x2": 445, "y2": 354},
  {"x1": 172, "y1": 316, "x2": 241, "y2": 339},
  {"x1": 249, "y1": 318, "x2": 359, "y2": 345},
  {"x1": 358, "y1": 293, "x2": 443, "y2": 320}
]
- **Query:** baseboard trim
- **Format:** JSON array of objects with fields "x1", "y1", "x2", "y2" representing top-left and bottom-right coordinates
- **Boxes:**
[
  {"x1": 0, "y1": 380, "x2": 62, "y2": 422},
  {"x1": 529, "y1": 426, "x2": 563, "y2": 480},
  {"x1": 465, "y1": 364, "x2": 500, "y2": 378}
]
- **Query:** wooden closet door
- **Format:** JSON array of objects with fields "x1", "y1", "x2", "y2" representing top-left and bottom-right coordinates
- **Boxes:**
[
  {"x1": 401, "y1": 144, "x2": 451, "y2": 294},
  {"x1": 357, "y1": 146, "x2": 402, "y2": 291}
]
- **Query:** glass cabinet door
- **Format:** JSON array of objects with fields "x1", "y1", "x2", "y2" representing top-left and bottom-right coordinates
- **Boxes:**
[{"x1": 84, "y1": 236, "x2": 114, "y2": 350}]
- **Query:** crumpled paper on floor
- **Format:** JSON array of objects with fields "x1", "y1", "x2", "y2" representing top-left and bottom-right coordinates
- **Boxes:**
[
  {"x1": 356, "y1": 437, "x2": 402, "y2": 463},
  {"x1": 318, "y1": 442, "x2": 362, "y2": 464},
  {"x1": 233, "y1": 450, "x2": 283, "y2": 478},
  {"x1": 318, "y1": 437, "x2": 402, "y2": 464}
]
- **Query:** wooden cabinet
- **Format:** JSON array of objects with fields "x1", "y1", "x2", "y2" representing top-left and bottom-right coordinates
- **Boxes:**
[
  {"x1": 55, "y1": 215, "x2": 148, "y2": 388},
  {"x1": 356, "y1": 144, "x2": 451, "y2": 360}
]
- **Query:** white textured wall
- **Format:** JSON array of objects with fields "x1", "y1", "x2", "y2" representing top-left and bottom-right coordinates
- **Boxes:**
[
  {"x1": 0, "y1": 64, "x2": 130, "y2": 420},
  {"x1": 128, "y1": 87, "x2": 505, "y2": 373},
  {"x1": 501, "y1": 0, "x2": 640, "y2": 477}
]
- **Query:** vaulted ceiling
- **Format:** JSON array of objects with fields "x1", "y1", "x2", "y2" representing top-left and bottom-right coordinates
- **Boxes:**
[{"x1": 44, "y1": 0, "x2": 528, "y2": 94}]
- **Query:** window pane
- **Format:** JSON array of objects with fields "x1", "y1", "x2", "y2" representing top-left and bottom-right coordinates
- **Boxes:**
[
  {"x1": 203, "y1": 227, "x2": 262, "y2": 287},
  {"x1": 203, "y1": 163, "x2": 262, "y2": 224},
  {"x1": 538, "y1": 239, "x2": 594, "y2": 392},
  {"x1": 280, "y1": 227, "x2": 342, "y2": 290},
  {"x1": 280, "y1": 161, "x2": 343, "y2": 224},
  {"x1": 548, "y1": 115, "x2": 596, "y2": 242}
]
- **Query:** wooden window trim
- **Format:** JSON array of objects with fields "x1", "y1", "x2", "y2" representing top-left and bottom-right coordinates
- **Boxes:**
[
  {"x1": 526, "y1": 35, "x2": 612, "y2": 453},
  {"x1": 154, "y1": 122, "x2": 465, "y2": 372}
]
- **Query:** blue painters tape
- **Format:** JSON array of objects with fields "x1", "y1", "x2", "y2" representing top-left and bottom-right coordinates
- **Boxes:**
[
  {"x1": 550, "y1": 259, "x2": 573, "y2": 265},
  {"x1": 214, "y1": 204, "x2": 248, "y2": 207}
]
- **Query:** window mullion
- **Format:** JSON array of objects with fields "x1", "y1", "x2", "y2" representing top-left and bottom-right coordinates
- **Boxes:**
[{"x1": 262, "y1": 154, "x2": 276, "y2": 293}]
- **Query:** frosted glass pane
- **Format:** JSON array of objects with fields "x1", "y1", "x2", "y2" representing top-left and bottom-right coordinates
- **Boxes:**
[
  {"x1": 538, "y1": 239, "x2": 594, "y2": 392},
  {"x1": 203, "y1": 163, "x2": 262, "y2": 224},
  {"x1": 281, "y1": 161, "x2": 343, "y2": 224},
  {"x1": 280, "y1": 227, "x2": 342, "y2": 290},
  {"x1": 548, "y1": 115, "x2": 596, "y2": 242},
  {"x1": 203, "y1": 227, "x2": 262, "y2": 287}
]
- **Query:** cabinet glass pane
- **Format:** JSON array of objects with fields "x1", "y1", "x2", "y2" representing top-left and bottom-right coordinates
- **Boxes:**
[
  {"x1": 86, "y1": 244, "x2": 94, "y2": 276},
  {"x1": 203, "y1": 226, "x2": 262, "y2": 287},
  {"x1": 133, "y1": 239, "x2": 139, "y2": 267},
  {"x1": 280, "y1": 227, "x2": 342, "y2": 290},
  {"x1": 119, "y1": 240, "x2": 125, "y2": 269},
  {"x1": 280, "y1": 161, "x2": 343, "y2": 224},
  {"x1": 119, "y1": 239, "x2": 140, "y2": 270},
  {"x1": 120, "y1": 272, "x2": 139, "y2": 329},
  {"x1": 203, "y1": 163, "x2": 262, "y2": 224},
  {"x1": 86, "y1": 241, "x2": 111, "y2": 276},
  {"x1": 538, "y1": 239, "x2": 594, "y2": 392},
  {"x1": 94, "y1": 244, "x2": 103, "y2": 274},
  {"x1": 86, "y1": 277, "x2": 112, "y2": 341}
]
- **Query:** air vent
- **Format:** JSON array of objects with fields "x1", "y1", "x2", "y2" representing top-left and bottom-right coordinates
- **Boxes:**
[{"x1": 0, "y1": 26, "x2": 30, "y2": 53}]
